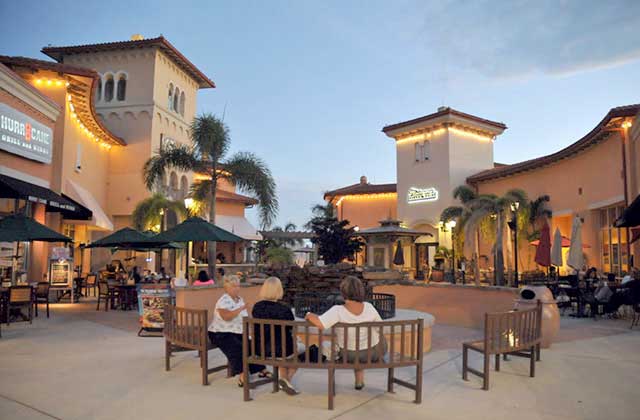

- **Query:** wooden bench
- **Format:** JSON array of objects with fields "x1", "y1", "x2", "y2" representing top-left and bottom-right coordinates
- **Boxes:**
[
  {"x1": 242, "y1": 317, "x2": 424, "y2": 410},
  {"x1": 164, "y1": 305, "x2": 230, "y2": 385},
  {"x1": 462, "y1": 301, "x2": 542, "y2": 390}
]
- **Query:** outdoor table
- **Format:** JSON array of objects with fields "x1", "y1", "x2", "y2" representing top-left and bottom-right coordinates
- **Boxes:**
[{"x1": 116, "y1": 284, "x2": 137, "y2": 310}]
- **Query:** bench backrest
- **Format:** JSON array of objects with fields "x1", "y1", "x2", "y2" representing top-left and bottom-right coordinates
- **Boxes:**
[
  {"x1": 484, "y1": 301, "x2": 542, "y2": 354},
  {"x1": 243, "y1": 317, "x2": 424, "y2": 369},
  {"x1": 164, "y1": 305, "x2": 208, "y2": 350}
]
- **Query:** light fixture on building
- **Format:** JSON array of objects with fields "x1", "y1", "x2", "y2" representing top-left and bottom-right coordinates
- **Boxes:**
[
  {"x1": 510, "y1": 201, "x2": 520, "y2": 211},
  {"x1": 184, "y1": 198, "x2": 194, "y2": 209},
  {"x1": 353, "y1": 226, "x2": 360, "y2": 232},
  {"x1": 67, "y1": 94, "x2": 113, "y2": 150},
  {"x1": 621, "y1": 120, "x2": 633, "y2": 129},
  {"x1": 35, "y1": 78, "x2": 67, "y2": 87}
]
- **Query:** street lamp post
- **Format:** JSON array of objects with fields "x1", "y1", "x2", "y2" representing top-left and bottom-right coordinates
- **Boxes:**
[
  {"x1": 510, "y1": 202, "x2": 520, "y2": 288},
  {"x1": 441, "y1": 220, "x2": 457, "y2": 284}
]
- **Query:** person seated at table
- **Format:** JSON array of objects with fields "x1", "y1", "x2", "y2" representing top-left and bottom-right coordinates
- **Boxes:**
[
  {"x1": 305, "y1": 276, "x2": 386, "y2": 390},
  {"x1": 156, "y1": 267, "x2": 171, "y2": 283},
  {"x1": 193, "y1": 270, "x2": 214, "y2": 286},
  {"x1": 216, "y1": 267, "x2": 226, "y2": 282},
  {"x1": 252, "y1": 277, "x2": 299, "y2": 395},
  {"x1": 216, "y1": 252, "x2": 226, "y2": 264},
  {"x1": 208, "y1": 275, "x2": 269, "y2": 386},
  {"x1": 129, "y1": 266, "x2": 142, "y2": 284}
]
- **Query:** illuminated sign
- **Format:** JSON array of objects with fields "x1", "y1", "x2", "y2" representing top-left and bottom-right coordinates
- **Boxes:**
[
  {"x1": 0, "y1": 103, "x2": 52, "y2": 163},
  {"x1": 407, "y1": 187, "x2": 438, "y2": 203}
]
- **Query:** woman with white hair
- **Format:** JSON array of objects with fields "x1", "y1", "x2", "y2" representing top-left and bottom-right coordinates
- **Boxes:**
[
  {"x1": 208, "y1": 275, "x2": 270, "y2": 386},
  {"x1": 252, "y1": 277, "x2": 299, "y2": 395}
]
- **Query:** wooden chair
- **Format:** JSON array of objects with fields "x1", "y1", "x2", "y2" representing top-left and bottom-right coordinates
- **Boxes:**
[
  {"x1": 462, "y1": 301, "x2": 542, "y2": 390},
  {"x1": 164, "y1": 305, "x2": 229, "y2": 385},
  {"x1": 6, "y1": 286, "x2": 34, "y2": 325},
  {"x1": 96, "y1": 281, "x2": 118, "y2": 311},
  {"x1": 34, "y1": 282, "x2": 51, "y2": 318},
  {"x1": 85, "y1": 274, "x2": 97, "y2": 297}
]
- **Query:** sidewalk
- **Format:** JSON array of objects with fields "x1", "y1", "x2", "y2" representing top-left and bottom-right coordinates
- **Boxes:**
[{"x1": 0, "y1": 304, "x2": 638, "y2": 420}]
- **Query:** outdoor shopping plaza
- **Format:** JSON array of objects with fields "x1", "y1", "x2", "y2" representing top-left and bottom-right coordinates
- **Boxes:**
[{"x1": 1, "y1": 23, "x2": 640, "y2": 420}]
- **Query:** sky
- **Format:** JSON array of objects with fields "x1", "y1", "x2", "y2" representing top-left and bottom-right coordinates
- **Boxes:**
[{"x1": 1, "y1": 0, "x2": 639, "y2": 230}]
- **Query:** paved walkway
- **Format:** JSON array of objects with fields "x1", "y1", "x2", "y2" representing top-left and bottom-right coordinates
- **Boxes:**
[{"x1": 1, "y1": 302, "x2": 639, "y2": 420}]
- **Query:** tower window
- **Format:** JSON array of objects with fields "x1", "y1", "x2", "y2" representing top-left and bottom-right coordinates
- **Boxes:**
[
  {"x1": 116, "y1": 74, "x2": 127, "y2": 101},
  {"x1": 104, "y1": 75, "x2": 114, "y2": 102}
]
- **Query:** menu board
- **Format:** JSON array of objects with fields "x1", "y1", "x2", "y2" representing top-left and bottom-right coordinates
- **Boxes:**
[
  {"x1": 50, "y1": 260, "x2": 72, "y2": 285},
  {"x1": 137, "y1": 285, "x2": 173, "y2": 330}
]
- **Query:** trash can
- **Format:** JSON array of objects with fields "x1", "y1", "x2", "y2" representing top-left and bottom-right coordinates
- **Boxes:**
[{"x1": 514, "y1": 286, "x2": 560, "y2": 349}]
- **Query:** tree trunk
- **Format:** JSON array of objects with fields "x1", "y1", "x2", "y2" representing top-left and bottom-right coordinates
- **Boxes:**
[
  {"x1": 495, "y1": 211, "x2": 505, "y2": 286},
  {"x1": 473, "y1": 228, "x2": 480, "y2": 286},
  {"x1": 207, "y1": 176, "x2": 218, "y2": 280}
]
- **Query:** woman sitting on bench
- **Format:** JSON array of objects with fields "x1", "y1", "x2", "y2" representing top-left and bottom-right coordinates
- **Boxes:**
[
  {"x1": 208, "y1": 275, "x2": 270, "y2": 387},
  {"x1": 252, "y1": 277, "x2": 300, "y2": 396},
  {"x1": 305, "y1": 276, "x2": 387, "y2": 390}
]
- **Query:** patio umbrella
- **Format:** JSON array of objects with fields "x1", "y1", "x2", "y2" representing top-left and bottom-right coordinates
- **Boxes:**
[
  {"x1": 152, "y1": 217, "x2": 243, "y2": 243},
  {"x1": 0, "y1": 214, "x2": 71, "y2": 243},
  {"x1": 550, "y1": 227, "x2": 563, "y2": 267},
  {"x1": 567, "y1": 215, "x2": 584, "y2": 270},
  {"x1": 393, "y1": 240, "x2": 405, "y2": 266},
  {"x1": 534, "y1": 221, "x2": 551, "y2": 267},
  {"x1": 530, "y1": 236, "x2": 590, "y2": 248},
  {"x1": 151, "y1": 217, "x2": 243, "y2": 280},
  {"x1": 86, "y1": 227, "x2": 154, "y2": 248}
]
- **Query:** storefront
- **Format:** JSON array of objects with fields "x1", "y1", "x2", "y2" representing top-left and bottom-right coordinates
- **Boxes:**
[{"x1": 325, "y1": 105, "x2": 639, "y2": 277}]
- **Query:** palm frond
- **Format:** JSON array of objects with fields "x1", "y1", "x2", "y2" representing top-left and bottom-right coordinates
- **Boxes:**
[
  {"x1": 440, "y1": 206, "x2": 464, "y2": 223},
  {"x1": 222, "y1": 152, "x2": 278, "y2": 229},
  {"x1": 452, "y1": 185, "x2": 477, "y2": 204},
  {"x1": 142, "y1": 143, "x2": 200, "y2": 190},
  {"x1": 190, "y1": 114, "x2": 230, "y2": 163}
]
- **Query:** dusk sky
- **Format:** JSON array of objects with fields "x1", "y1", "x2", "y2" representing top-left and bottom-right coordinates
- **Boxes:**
[{"x1": 1, "y1": 0, "x2": 638, "y2": 230}]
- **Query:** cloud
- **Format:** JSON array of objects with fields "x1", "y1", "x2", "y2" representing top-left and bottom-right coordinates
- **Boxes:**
[{"x1": 421, "y1": 0, "x2": 640, "y2": 78}]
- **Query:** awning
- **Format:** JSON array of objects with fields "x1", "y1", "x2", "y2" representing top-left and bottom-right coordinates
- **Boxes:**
[
  {"x1": 615, "y1": 194, "x2": 640, "y2": 228},
  {"x1": 64, "y1": 180, "x2": 113, "y2": 231},
  {"x1": 214, "y1": 215, "x2": 262, "y2": 241},
  {"x1": 0, "y1": 174, "x2": 91, "y2": 219}
]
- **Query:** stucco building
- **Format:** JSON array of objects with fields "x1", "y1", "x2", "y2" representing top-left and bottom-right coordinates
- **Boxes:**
[{"x1": 325, "y1": 105, "x2": 639, "y2": 278}]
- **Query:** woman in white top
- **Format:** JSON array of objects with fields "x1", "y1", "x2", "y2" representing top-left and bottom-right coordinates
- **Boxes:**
[
  {"x1": 305, "y1": 276, "x2": 386, "y2": 390},
  {"x1": 208, "y1": 275, "x2": 269, "y2": 386}
]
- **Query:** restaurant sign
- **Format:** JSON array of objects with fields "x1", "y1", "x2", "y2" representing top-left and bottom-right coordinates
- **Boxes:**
[
  {"x1": 407, "y1": 187, "x2": 439, "y2": 204},
  {"x1": 0, "y1": 103, "x2": 52, "y2": 163}
]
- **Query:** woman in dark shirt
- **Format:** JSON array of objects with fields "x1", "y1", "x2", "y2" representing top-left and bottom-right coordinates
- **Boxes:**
[{"x1": 252, "y1": 277, "x2": 299, "y2": 395}]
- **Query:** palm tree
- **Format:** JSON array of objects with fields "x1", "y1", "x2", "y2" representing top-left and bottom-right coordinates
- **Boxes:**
[
  {"x1": 270, "y1": 222, "x2": 303, "y2": 248},
  {"x1": 442, "y1": 186, "x2": 527, "y2": 286},
  {"x1": 143, "y1": 114, "x2": 278, "y2": 277},
  {"x1": 132, "y1": 193, "x2": 188, "y2": 232},
  {"x1": 304, "y1": 203, "x2": 335, "y2": 230}
]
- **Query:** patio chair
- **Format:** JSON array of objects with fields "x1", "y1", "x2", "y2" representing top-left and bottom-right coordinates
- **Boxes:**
[
  {"x1": 6, "y1": 285, "x2": 33, "y2": 325},
  {"x1": 85, "y1": 274, "x2": 97, "y2": 297},
  {"x1": 34, "y1": 282, "x2": 50, "y2": 318},
  {"x1": 96, "y1": 281, "x2": 118, "y2": 312}
]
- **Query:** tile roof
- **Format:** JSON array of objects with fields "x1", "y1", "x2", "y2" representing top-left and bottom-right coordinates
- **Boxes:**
[
  {"x1": 324, "y1": 182, "x2": 397, "y2": 199},
  {"x1": 42, "y1": 36, "x2": 215, "y2": 89},
  {"x1": 467, "y1": 104, "x2": 640, "y2": 184},
  {"x1": 383, "y1": 107, "x2": 506, "y2": 134},
  {"x1": 0, "y1": 55, "x2": 125, "y2": 146},
  {"x1": 217, "y1": 189, "x2": 259, "y2": 206}
]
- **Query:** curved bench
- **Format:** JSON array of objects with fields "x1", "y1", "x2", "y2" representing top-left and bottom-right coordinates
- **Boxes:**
[{"x1": 242, "y1": 317, "x2": 426, "y2": 410}]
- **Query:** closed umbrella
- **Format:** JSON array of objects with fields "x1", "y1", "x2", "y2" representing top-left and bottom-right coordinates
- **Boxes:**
[
  {"x1": 534, "y1": 221, "x2": 551, "y2": 267},
  {"x1": 550, "y1": 228, "x2": 563, "y2": 267},
  {"x1": 567, "y1": 216, "x2": 584, "y2": 270},
  {"x1": 393, "y1": 240, "x2": 405, "y2": 266}
]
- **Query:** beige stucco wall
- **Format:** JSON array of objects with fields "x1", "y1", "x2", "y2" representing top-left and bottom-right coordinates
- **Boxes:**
[
  {"x1": 475, "y1": 133, "x2": 626, "y2": 271},
  {"x1": 336, "y1": 195, "x2": 397, "y2": 229}
]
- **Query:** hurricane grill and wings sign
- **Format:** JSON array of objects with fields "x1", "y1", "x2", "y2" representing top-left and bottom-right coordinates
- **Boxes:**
[{"x1": 0, "y1": 103, "x2": 53, "y2": 163}]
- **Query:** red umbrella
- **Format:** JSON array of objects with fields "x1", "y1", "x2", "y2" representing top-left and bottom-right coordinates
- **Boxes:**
[
  {"x1": 530, "y1": 236, "x2": 591, "y2": 248},
  {"x1": 534, "y1": 221, "x2": 551, "y2": 267}
]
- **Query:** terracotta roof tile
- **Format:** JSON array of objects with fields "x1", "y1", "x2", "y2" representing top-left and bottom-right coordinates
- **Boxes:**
[
  {"x1": 0, "y1": 55, "x2": 95, "y2": 78},
  {"x1": 217, "y1": 189, "x2": 259, "y2": 206},
  {"x1": 324, "y1": 182, "x2": 397, "y2": 199},
  {"x1": 467, "y1": 104, "x2": 640, "y2": 184},
  {"x1": 383, "y1": 107, "x2": 506, "y2": 133},
  {"x1": 42, "y1": 36, "x2": 215, "y2": 89}
]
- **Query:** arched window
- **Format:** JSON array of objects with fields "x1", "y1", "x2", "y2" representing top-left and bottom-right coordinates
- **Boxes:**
[
  {"x1": 104, "y1": 75, "x2": 114, "y2": 102},
  {"x1": 116, "y1": 74, "x2": 127, "y2": 101},
  {"x1": 180, "y1": 175, "x2": 188, "y2": 199},
  {"x1": 179, "y1": 91, "x2": 185, "y2": 116},
  {"x1": 96, "y1": 76, "x2": 102, "y2": 102},
  {"x1": 169, "y1": 171, "x2": 178, "y2": 196},
  {"x1": 173, "y1": 88, "x2": 179, "y2": 113},
  {"x1": 168, "y1": 84, "x2": 174, "y2": 110}
]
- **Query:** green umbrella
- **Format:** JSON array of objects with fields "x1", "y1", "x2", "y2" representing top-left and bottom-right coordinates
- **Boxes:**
[
  {"x1": 152, "y1": 217, "x2": 243, "y2": 243},
  {"x1": 87, "y1": 227, "x2": 181, "y2": 250},
  {"x1": 0, "y1": 214, "x2": 72, "y2": 243}
]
